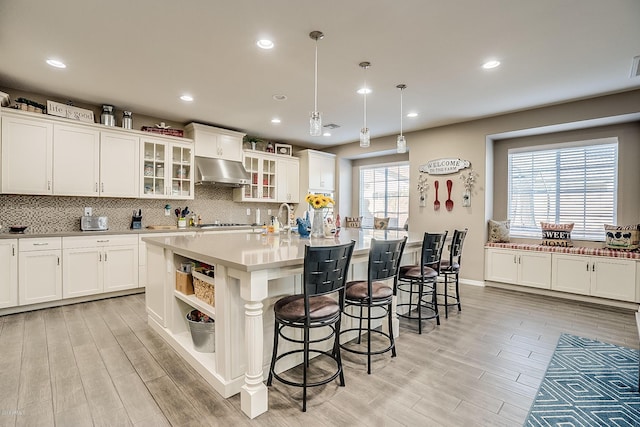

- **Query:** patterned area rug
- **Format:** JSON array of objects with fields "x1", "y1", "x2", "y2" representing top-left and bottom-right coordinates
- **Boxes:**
[{"x1": 525, "y1": 334, "x2": 640, "y2": 426}]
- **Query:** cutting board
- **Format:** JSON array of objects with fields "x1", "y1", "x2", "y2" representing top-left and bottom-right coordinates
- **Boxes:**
[{"x1": 146, "y1": 225, "x2": 178, "y2": 230}]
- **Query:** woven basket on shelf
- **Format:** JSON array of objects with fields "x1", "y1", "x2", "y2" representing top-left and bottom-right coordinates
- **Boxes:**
[{"x1": 192, "y1": 271, "x2": 215, "y2": 306}]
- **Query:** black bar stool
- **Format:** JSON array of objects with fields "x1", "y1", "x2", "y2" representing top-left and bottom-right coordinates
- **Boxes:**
[
  {"x1": 267, "y1": 240, "x2": 355, "y2": 412},
  {"x1": 397, "y1": 231, "x2": 448, "y2": 334},
  {"x1": 438, "y1": 228, "x2": 467, "y2": 318},
  {"x1": 340, "y1": 237, "x2": 407, "y2": 374}
]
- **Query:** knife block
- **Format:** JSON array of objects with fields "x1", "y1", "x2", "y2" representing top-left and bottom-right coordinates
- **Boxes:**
[{"x1": 131, "y1": 215, "x2": 142, "y2": 229}]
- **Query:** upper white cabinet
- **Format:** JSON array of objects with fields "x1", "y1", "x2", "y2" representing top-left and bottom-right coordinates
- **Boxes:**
[
  {"x1": 1, "y1": 113, "x2": 53, "y2": 194},
  {"x1": 0, "y1": 239, "x2": 18, "y2": 309},
  {"x1": 53, "y1": 123, "x2": 100, "y2": 196},
  {"x1": 276, "y1": 157, "x2": 300, "y2": 203},
  {"x1": 484, "y1": 248, "x2": 552, "y2": 289},
  {"x1": 297, "y1": 149, "x2": 335, "y2": 193},
  {"x1": 141, "y1": 136, "x2": 193, "y2": 199},
  {"x1": 184, "y1": 122, "x2": 245, "y2": 162},
  {"x1": 100, "y1": 131, "x2": 140, "y2": 198}
]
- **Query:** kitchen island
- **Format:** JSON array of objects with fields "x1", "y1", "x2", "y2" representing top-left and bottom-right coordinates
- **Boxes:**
[{"x1": 142, "y1": 229, "x2": 422, "y2": 418}]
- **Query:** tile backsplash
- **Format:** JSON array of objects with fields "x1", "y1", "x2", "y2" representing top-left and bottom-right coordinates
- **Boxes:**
[{"x1": 0, "y1": 186, "x2": 293, "y2": 234}]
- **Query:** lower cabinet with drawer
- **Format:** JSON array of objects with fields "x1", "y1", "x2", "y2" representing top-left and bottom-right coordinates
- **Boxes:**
[
  {"x1": 18, "y1": 237, "x2": 62, "y2": 305},
  {"x1": 63, "y1": 235, "x2": 139, "y2": 298}
]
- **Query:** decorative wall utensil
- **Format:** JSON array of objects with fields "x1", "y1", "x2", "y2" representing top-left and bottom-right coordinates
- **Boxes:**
[
  {"x1": 433, "y1": 180, "x2": 440, "y2": 210},
  {"x1": 445, "y1": 179, "x2": 454, "y2": 211}
]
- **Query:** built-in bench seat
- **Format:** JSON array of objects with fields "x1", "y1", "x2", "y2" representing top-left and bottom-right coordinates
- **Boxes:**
[{"x1": 485, "y1": 242, "x2": 640, "y2": 259}]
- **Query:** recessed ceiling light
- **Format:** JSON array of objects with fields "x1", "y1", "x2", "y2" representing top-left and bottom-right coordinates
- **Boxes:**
[
  {"x1": 272, "y1": 94, "x2": 287, "y2": 101},
  {"x1": 323, "y1": 132, "x2": 331, "y2": 137},
  {"x1": 482, "y1": 60, "x2": 501, "y2": 69},
  {"x1": 271, "y1": 118, "x2": 281, "y2": 124},
  {"x1": 46, "y1": 59, "x2": 66, "y2": 69},
  {"x1": 257, "y1": 39, "x2": 274, "y2": 49},
  {"x1": 180, "y1": 95, "x2": 194, "y2": 102},
  {"x1": 357, "y1": 87, "x2": 372, "y2": 95},
  {"x1": 407, "y1": 112, "x2": 418, "y2": 118}
]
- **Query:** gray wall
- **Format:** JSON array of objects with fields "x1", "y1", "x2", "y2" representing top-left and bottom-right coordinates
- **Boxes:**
[{"x1": 328, "y1": 89, "x2": 640, "y2": 284}]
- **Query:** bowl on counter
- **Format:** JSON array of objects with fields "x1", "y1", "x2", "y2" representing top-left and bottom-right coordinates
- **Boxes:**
[{"x1": 9, "y1": 225, "x2": 28, "y2": 233}]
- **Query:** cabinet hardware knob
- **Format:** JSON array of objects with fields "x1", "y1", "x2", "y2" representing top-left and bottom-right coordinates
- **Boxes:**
[
  {"x1": 101, "y1": 183, "x2": 104, "y2": 192},
  {"x1": 95, "y1": 182, "x2": 98, "y2": 192}
]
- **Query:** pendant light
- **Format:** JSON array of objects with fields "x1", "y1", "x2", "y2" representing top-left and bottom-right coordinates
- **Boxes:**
[
  {"x1": 396, "y1": 84, "x2": 407, "y2": 153},
  {"x1": 359, "y1": 61, "x2": 371, "y2": 147},
  {"x1": 309, "y1": 31, "x2": 324, "y2": 136}
]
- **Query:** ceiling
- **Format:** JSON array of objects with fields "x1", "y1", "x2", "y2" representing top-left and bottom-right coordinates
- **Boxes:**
[{"x1": 1, "y1": 1, "x2": 639, "y2": 149}]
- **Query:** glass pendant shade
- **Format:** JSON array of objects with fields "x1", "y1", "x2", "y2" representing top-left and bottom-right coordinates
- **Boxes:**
[
  {"x1": 397, "y1": 135, "x2": 406, "y2": 153},
  {"x1": 360, "y1": 127, "x2": 370, "y2": 147},
  {"x1": 310, "y1": 111, "x2": 322, "y2": 137}
]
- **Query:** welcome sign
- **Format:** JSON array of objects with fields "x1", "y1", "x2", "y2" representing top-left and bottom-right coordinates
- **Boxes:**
[{"x1": 419, "y1": 158, "x2": 470, "y2": 175}]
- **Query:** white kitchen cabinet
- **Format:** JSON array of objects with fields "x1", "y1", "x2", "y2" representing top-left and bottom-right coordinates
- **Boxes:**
[
  {"x1": 18, "y1": 237, "x2": 62, "y2": 305},
  {"x1": 100, "y1": 131, "x2": 140, "y2": 197},
  {"x1": 63, "y1": 235, "x2": 139, "y2": 298},
  {"x1": 185, "y1": 122, "x2": 245, "y2": 162},
  {"x1": 297, "y1": 149, "x2": 335, "y2": 193},
  {"x1": 0, "y1": 239, "x2": 18, "y2": 308},
  {"x1": 1, "y1": 113, "x2": 53, "y2": 194},
  {"x1": 484, "y1": 248, "x2": 552, "y2": 289},
  {"x1": 233, "y1": 150, "x2": 277, "y2": 202},
  {"x1": 552, "y1": 254, "x2": 636, "y2": 301},
  {"x1": 53, "y1": 123, "x2": 100, "y2": 196},
  {"x1": 276, "y1": 157, "x2": 300, "y2": 203},
  {"x1": 141, "y1": 136, "x2": 194, "y2": 199}
]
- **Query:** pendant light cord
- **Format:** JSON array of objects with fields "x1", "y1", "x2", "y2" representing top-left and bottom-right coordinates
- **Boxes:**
[
  {"x1": 399, "y1": 87, "x2": 403, "y2": 136},
  {"x1": 314, "y1": 41, "x2": 318, "y2": 112},
  {"x1": 363, "y1": 70, "x2": 367, "y2": 128}
]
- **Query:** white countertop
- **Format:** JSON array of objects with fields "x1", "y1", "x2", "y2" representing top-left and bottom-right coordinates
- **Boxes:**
[{"x1": 142, "y1": 229, "x2": 422, "y2": 272}]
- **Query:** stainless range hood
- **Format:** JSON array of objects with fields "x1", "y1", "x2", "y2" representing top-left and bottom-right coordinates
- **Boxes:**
[{"x1": 194, "y1": 157, "x2": 251, "y2": 187}]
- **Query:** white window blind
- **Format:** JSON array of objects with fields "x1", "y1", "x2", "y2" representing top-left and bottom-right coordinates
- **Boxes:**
[
  {"x1": 359, "y1": 163, "x2": 409, "y2": 229},
  {"x1": 508, "y1": 138, "x2": 618, "y2": 241}
]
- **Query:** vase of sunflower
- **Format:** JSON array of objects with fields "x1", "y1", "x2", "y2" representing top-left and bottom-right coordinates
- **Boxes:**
[{"x1": 305, "y1": 193, "x2": 335, "y2": 238}]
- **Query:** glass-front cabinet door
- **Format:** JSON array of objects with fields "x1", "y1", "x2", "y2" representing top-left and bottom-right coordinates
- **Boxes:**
[
  {"x1": 142, "y1": 138, "x2": 167, "y2": 198},
  {"x1": 233, "y1": 151, "x2": 276, "y2": 202},
  {"x1": 141, "y1": 136, "x2": 193, "y2": 199},
  {"x1": 171, "y1": 144, "x2": 193, "y2": 198}
]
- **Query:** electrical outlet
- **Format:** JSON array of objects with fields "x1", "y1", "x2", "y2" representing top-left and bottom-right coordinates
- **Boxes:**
[
  {"x1": 84, "y1": 207, "x2": 92, "y2": 217},
  {"x1": 246, "y1": 208, "x2": 251, "y2": 216},
  {"x1": 267, "y1": 209, "x2": 272, "y2": 215}
]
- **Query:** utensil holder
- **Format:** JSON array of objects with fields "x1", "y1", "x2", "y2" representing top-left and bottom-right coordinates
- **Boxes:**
[{"x1": 131, "y1": 216, "x2": 142, "y2": 229}]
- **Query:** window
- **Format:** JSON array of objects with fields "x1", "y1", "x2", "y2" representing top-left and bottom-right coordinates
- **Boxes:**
[
  {"x1": 508, "y1": 138, "x2": 618, "y2": 241},
  {"x1": 359, "y1": 162, "x2": 409, "y2": 229}
]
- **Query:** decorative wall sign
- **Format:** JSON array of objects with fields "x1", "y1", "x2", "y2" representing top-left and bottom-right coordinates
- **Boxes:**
[
  {"x1": 47, "y1": 100, "x2": 95, "y2": 123},
  {"x1": 419, "y1": 158, "x2": 470, "y2": 175}
]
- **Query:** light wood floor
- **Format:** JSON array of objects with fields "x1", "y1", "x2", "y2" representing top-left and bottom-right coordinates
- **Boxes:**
[{"x1": 0, "y1": 285, "x2": 638, "y2": 427}]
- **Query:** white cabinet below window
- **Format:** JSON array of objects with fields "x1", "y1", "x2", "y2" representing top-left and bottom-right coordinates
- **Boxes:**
[
  {"x1": 0, "y1": 239, "x2": 18, "y2": 308},
  {"x1": 63, "y1": 235, "x2": 139, "y2": 298},
  {"x1": 18, "y1": 238, "x2": 62, "y2": 305},
  {"x1": 552, "y1": 254, "x2": 636, "y2": 302},
  {"x1": 484, "y1": 248, "x2": 551, "y2": 289}
]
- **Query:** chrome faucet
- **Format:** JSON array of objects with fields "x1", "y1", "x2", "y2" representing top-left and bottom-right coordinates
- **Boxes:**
[{"x1": 278, "y1": 203, "x2": 292, "y2": 231}]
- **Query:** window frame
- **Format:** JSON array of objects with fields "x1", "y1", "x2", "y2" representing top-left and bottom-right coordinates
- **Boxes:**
[
  {"x1": 358, "y1": 161, "x2": 409, "y2": 229},
  {"x1": 507, "y1": 137, "x2": 618, "y2": 241}
]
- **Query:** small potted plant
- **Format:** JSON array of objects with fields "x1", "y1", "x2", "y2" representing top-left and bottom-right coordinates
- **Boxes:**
[{"x1": 244, "y1": 136, "x2": 262, "y2": 150}]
